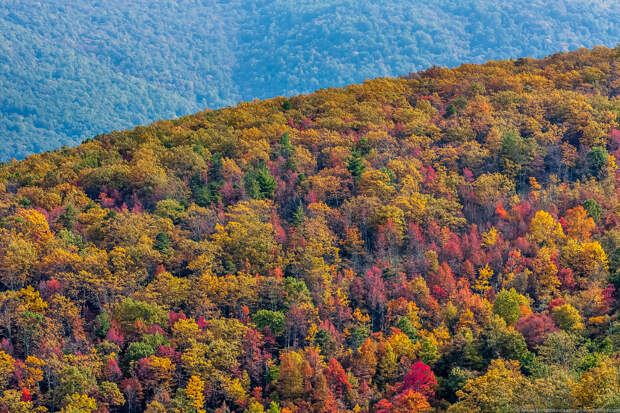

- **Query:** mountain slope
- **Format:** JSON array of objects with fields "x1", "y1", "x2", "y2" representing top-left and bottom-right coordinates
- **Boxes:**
[
  {"x1": 1, "y1": 0, "x2": 619, "y2": 159},
  {"x1": 0, "y1": 47, "x2": 618, "y2": 412}
]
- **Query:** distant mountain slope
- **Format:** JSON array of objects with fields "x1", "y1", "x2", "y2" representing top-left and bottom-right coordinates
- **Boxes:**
[{"x1": 1, "y1": 0, "x2": 619, "y2": 160}]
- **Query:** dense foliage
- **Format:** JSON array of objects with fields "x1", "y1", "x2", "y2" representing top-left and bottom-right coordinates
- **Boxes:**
[
  {"x1": 0, "y1": 46, "x2": 619, "y2": 412},
  {"x1": 2, "y1": 0, "x2": 619, "y2": 160}
]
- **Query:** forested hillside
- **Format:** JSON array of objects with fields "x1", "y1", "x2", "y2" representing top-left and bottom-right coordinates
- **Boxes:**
[
  {"x1": 1, "y1": 0, "x2": 619, "y2": 160},
  {"x1": 0, "y1": 47, "x2": 618, "y2": 412}
]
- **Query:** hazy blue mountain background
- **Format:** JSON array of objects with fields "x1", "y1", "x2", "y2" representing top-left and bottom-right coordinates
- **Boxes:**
[{"x1": 1, "y1": 0, "x2": 618, "y2": 160}]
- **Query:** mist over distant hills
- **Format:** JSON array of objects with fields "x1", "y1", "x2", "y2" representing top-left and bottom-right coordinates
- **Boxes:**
[{"x1": 1, "y1": 0, "x2": 618, "y2": 159}]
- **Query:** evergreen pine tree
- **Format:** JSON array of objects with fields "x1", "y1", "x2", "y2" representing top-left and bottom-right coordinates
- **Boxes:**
[
  {"x1": 347, "y1": 149, "x2": 366, "y2": 180},
  {"x1": 293, "y1": 203, "x2": 305, "y2": 226}
]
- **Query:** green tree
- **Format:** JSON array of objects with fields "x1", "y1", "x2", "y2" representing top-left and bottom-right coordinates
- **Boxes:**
[
  {"x1": 493, "y1": 289, "x2": 525, "y2": 326},
  {"x1": 444, "y1": 104, "x2": 457, "y2": 118},
  {"x1": 154, "y1": 232, "x2": 171, "y2": 253},
  {"x1": 587, "y1": 146, "x2": 608, "y2": 177},
  {"x1": 582, "y1": 198, "x2": 603, "y2": 223},
  {"x1": 245, "y1": 163, "x2": 276, "y2": 199},
  {"x1": 251, "y1": 310, "x2": 286, "y2": 336},
  {"x1": 292, "y1": 203, "x2": 305, "y2": 227},
  {"x1": 347, "y1": 149, "x2": 366, "y2": 181},
  {"x1": 124, "y1": 342, "x2": 155, "y2": 366}
]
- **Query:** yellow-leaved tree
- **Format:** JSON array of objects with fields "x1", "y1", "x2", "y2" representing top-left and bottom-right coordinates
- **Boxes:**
[{"x1": 185, "y1": 375, "x2": 206, "y2": 413}]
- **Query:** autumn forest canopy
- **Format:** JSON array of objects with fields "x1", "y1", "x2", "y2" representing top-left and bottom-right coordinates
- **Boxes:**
[{"x1": 0, "y1": 46, "x2": 619, "y2": 412}]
